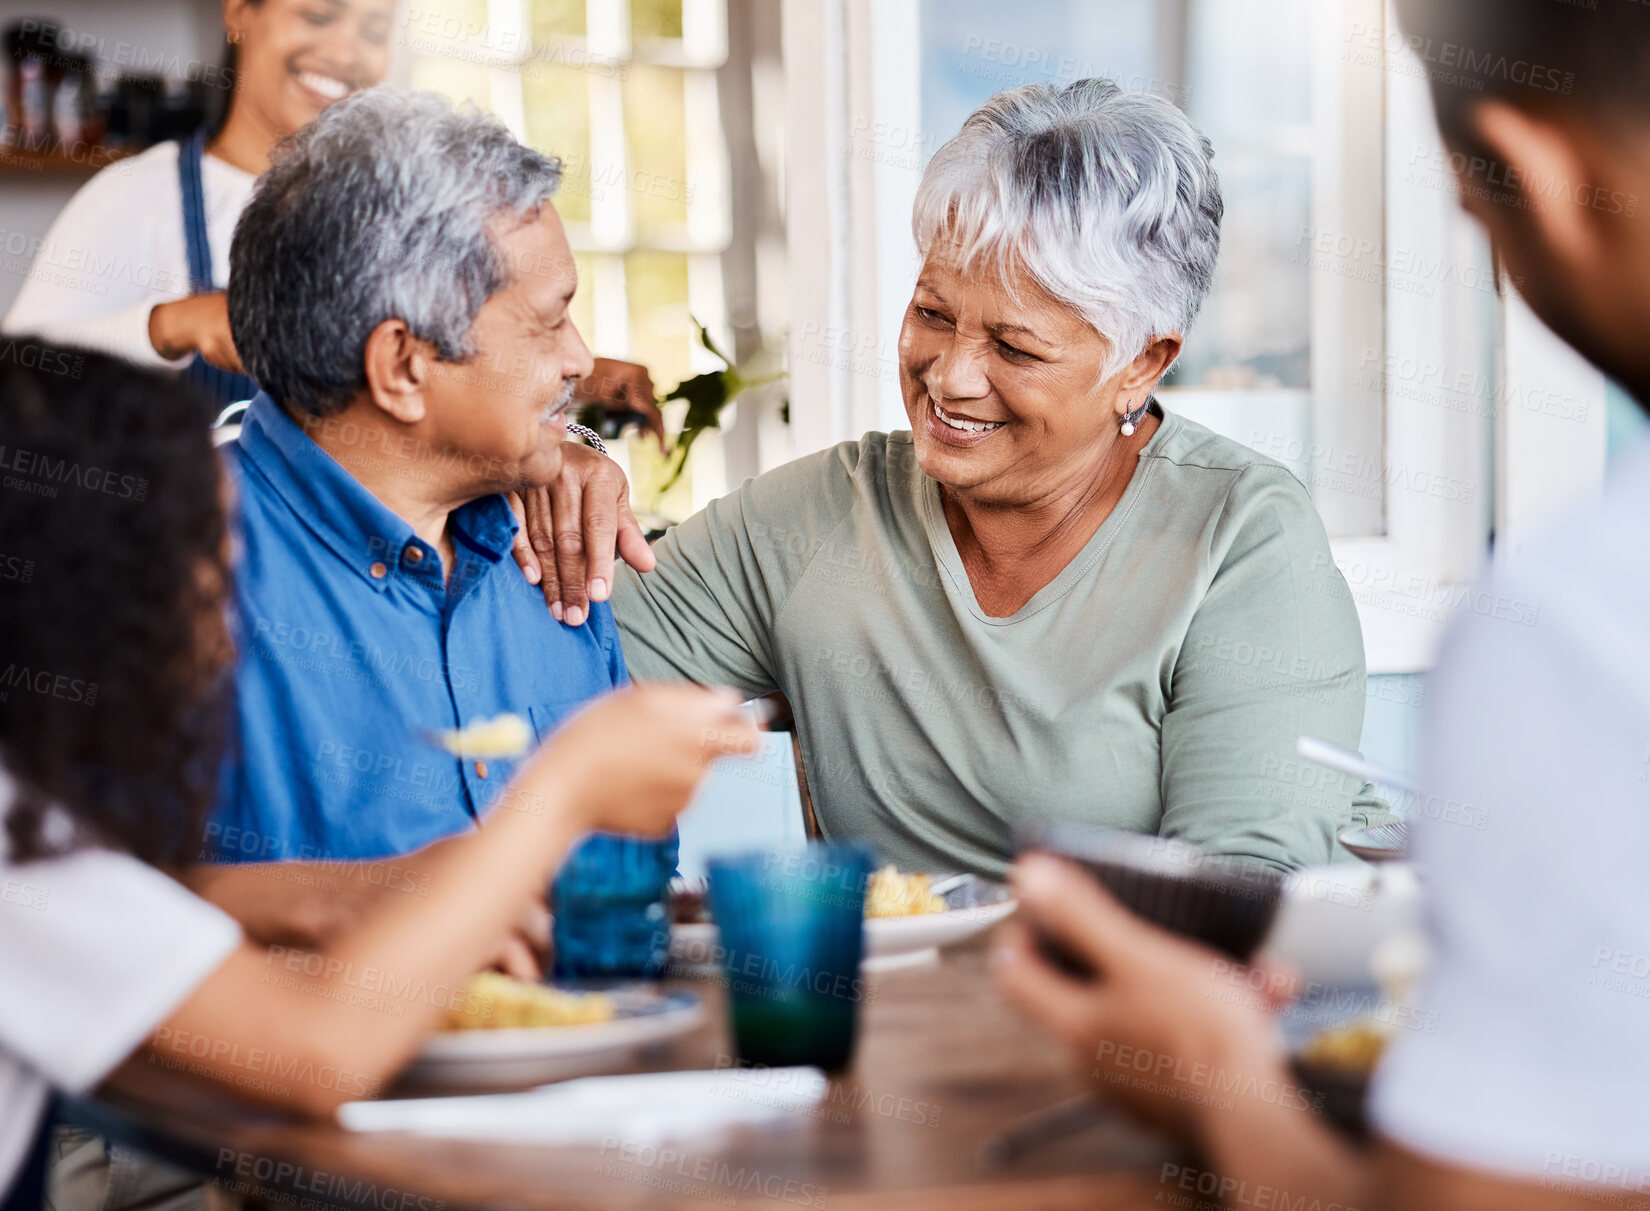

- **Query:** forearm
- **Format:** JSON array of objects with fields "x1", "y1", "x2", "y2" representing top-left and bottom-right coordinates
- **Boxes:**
[
  {"x1": 274, "y1": 795, "x2": 583, "y2": 1071},
  {"x1": 1157, "y1": 689, "x2": 1362, "y2": 870},
  {"x1": 149, "y1": 783, "x2": 590, "y2": 1115},
  {"x1": 1195, "y1": 1131, "x2": 1650, "y2": 1211},
  {"x1": 184, "y1": 840, "x2": 465, "y2": 947},
  {"x1": 4, "y1": 299, "x2": 183, "y2": 368},
  {"x1": 1164, "y1": 491, "x2": 1371, "y2": 869},
  {"x1": 1191, "y1": 1037, "x2": 1373, "y2": 1211}
]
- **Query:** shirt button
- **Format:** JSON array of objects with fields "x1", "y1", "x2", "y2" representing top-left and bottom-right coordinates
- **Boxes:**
[
  {"x1": 404, "y1": 545, "x2": 424, "y2": 564},
  {"x1": 474, "y1": 760, "x2": 488, "y2": 779},
  {"x1": 369, "y1": 562, "x2": 387, "y2": 579}
]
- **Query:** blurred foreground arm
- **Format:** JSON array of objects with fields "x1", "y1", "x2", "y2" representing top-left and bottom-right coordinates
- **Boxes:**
[
  {"x1": 114, "y1": 685, "x2": 757, "y2": 1118},
  {"x1": 184, "y1": 854, "x2": 550, "y2": 979},
  {"x1": 997, "y1": 853, "x2": 1370, "y2": 1209},
  {"x1": 997, "y1": 854, "x2": 1648, "y2": 1211}
]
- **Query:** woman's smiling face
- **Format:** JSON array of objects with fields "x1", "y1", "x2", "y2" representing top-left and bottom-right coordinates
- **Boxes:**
[
  {"x1": 226, "y1": 0, "x2": 394, "y2": 137},
  {"x1": 898, "y1": 244, "x2": 1143, "y2": 507}
]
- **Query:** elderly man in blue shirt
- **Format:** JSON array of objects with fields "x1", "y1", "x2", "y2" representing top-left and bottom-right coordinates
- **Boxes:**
[{"x1": 197, "y1": 91, "x2": 654, "y2": 925}]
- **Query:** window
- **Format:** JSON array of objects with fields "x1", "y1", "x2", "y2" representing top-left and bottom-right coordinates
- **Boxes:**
[{"x1": 401, "y1": 0, "x2": 752, "y2": 515}]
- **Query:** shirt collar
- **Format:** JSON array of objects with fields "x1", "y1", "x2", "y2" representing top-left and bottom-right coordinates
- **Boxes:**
[
  {"x1": 452, "y1": 493, "x2": 519, "y2": 564},
  {"x1": 236, "y1": 393, "x2": 520, "y2": 587}
]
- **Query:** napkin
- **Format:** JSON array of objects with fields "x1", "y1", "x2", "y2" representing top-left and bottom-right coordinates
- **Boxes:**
[{"x1": 337, "y1": 1067, "x2": 828, "y2": 1145}]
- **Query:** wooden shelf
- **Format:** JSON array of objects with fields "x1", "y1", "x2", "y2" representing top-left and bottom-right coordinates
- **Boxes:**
[{"x1": 0, "y1": 142, "x2": 131, "y2": 178}]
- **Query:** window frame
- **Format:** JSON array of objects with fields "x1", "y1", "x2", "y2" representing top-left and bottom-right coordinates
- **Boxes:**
[{"x1": 1310, "y1": 0, "x2": 1493, "y2": 673}]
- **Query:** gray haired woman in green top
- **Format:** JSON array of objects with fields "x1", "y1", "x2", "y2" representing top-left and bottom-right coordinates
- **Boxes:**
[{"x1": 516, "y1": 78, "x2": 1382, "y2": 878}]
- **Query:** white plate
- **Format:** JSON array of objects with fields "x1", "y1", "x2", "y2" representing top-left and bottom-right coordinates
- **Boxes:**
[
  {"x1": 1337, "y1": 820, "x2": 1408, "y2": 862},
  {"x1": 403, "y1": 988, "x2": 703, "y2": 1090},
  {"x1": 671, "y1": 876, "x2": 1017, "y2": 972}
]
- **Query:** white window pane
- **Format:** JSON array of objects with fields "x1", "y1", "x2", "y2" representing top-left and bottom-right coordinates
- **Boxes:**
[
  {"x1": 532, "y1": 0, "x2": 587, "y2": 39},
  {"x1": 623, "y1": 66, "x2": 691, "y2": 238},
  {"x1": 632, "y1": 0, "x2": 684, "y2": 41},
  {"x1": 522, "y1": 67, "x2": 595, "y2": 224}
]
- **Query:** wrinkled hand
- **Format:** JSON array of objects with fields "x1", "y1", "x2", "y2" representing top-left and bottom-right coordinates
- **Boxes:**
[
  {"x1": 995, "y1": 853, "x2": 1295, "y2": 1144},
  {"x1": 509, "y1": 444, "x2": 656, "y2": 627},
  {"x1": 575, "y1": 357, "x2": 667, "y2": 451},
  {"x1": 529, "y1": 683, "x2": 759, "y2": 838},
  {"x1": 149, "y1": 291, "x2": 245, "y2": 373}
]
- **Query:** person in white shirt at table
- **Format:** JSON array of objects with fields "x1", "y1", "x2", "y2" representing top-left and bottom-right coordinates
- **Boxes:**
[
  {"x1": 0, "y1": 349, "x2": 756, "y2": 1211},
  {"x1": 997, "y1": 2, "x2": 1650, "y2": 1209}
]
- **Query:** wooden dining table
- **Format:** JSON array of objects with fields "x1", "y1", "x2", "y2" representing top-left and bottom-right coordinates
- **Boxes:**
[{"x1": 72, "y1": 939, "x2": 1181, "y2": 1211}]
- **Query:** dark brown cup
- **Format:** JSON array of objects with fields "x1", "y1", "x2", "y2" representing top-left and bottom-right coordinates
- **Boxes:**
[{"x1": 1018, "y1": 821, "x2": 1285, "y2": 967}]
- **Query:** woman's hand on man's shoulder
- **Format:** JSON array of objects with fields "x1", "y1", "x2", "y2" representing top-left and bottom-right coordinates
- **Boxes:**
[{"x1": 508, "y1": 445, "x2": 656, "y2": 626}]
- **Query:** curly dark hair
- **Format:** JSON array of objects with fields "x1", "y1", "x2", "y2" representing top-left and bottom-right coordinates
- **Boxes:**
[{"x1": 0, "y1": 344, "x2": 230, "y2": 868}]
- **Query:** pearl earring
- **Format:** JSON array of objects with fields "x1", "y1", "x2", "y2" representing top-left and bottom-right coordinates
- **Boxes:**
[{"x1": 1120, "y1": 398, "x2": 1148, "y2": 437}]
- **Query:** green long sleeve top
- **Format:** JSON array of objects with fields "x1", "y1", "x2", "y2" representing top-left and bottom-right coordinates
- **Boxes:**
[{"x1": 613, "y1": 408, "x2": 1385, "y2": 877}]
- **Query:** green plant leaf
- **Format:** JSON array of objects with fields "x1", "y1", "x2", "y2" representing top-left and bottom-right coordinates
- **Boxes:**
[
  {"x1": 692, "y1": 315, "x2": 733, "y2": 367},
  {"x1": 654, "y1": 319, "x2": 788, "y2": 504}
]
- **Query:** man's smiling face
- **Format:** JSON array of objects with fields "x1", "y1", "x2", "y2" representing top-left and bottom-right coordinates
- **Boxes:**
[{"x1": 418, "y1": 203, "x2": 596, "y2": 494}]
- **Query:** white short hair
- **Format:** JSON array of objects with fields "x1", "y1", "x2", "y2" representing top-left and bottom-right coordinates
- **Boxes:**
[{"x1": 913, "y1": 79, "x2": 1222, "y2": 381}]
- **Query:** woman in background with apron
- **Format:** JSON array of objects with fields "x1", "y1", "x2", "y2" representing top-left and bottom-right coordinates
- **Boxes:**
[
  {"x1": 174, "y1": 125, "x2": 258, "y2": 406},
  {"x1": 2, "y1": 0, "x2": 396, "y2": 413}
]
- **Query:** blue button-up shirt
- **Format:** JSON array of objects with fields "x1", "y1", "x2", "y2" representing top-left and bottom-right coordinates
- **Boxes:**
[{"x1": 211, "y1": 393, "x2": 627, "y2": 862}]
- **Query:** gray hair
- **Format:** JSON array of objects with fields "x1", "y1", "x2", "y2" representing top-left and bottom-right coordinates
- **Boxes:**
[
  {"x1": 229, "y1": 88, "x2": 563, "y2": 417},
  {"x1": 913, "y1": 79, "x2": 1222, "y2": 381}
]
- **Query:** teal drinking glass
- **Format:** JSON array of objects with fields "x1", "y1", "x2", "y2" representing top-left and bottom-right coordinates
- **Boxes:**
[{"x1": 707, "y1": 843, "x2": 875, "y2": 1071}]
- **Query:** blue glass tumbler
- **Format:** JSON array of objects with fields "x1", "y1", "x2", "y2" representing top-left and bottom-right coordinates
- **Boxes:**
[
  {"x1": 551, "y1": 830, "x2": 679, "y2": 980},
  {"x1": 707, "y1": 843, "x2": 875, "y2": 1072}
]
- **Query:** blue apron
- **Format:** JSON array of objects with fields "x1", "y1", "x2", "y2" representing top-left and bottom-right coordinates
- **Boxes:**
[{"x1": 176, "y1": 131, "x2": 259, "y2": 410}]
